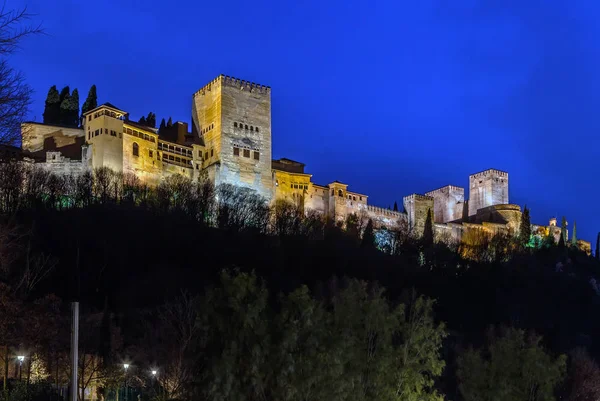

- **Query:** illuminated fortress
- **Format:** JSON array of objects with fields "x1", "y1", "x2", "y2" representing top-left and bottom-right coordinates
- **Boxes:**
[{"x1": 18, "y1": 75, "x2": 588, "y2": 248}]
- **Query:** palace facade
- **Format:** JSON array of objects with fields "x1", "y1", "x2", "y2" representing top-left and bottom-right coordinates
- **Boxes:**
[{"x1": 17, "y1": 74, "x2": 590, "y2": 251}]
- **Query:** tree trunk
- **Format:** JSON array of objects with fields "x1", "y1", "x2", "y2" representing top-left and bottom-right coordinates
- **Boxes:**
[{"x1": 3, "y1": 345, "x2": 8, "y2": 391}]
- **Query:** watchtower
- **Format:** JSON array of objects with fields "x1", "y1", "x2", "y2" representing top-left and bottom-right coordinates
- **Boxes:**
[
  {"x1": 403, "y1": 194, "x2": 434, "y2": 236},
  {"x1": 468, "y1": 169, "x2": 508, "y2": 216},
  {"x1": 191, "y1": 75, "x2": 272, "y2": 200},
  {"x1": 82, "y1": 103, "x2": 127, "y2": 172}
]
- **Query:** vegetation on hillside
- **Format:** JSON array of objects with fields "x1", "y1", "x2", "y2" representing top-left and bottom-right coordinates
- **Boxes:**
[{"x1": 0, "y1": 162, "x2": 598, "y2": 400}]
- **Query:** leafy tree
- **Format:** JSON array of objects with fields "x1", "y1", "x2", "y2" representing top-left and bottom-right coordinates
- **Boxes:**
[
  {"x1": 564, "y1": 348, "x2": 600, "y2": 401},
  {"x1": 345, "y1": 213, "x2": 360, "y2": 240},
  {"x1": 571, "y1": 221, "x2": 577, "y2": 247},
  {"x1": 361, "y1": 218, "x2": 375, "y2": 249},
  {"x1": 273, "y1": 286, "x2": 340, "y2": 401},
  {"x1": 423, "y1": 208, "x2": 434, "y2": 246},
  {"x1": 42, "y1": 85, "x2": 60, "y2": 125},
  {"x1": 201, "y1": 270, "x2": 271, "y2": 401},
  {"x1": 81, "y1": 84, "x2": 97, "y2": 117},
  {"x1": 457, "y1": 327, "x2": 566, "y2": 401},
  {"x1": 520, "y1": 205, "x2": 531, "y2": 246},
  {"x1": 393, "y1": 201, "x2": 398, "y2": 212}
]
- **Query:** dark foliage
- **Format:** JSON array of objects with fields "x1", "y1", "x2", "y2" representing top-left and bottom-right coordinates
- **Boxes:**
[{"x1": 0, "y1": 162, "x2": 598, "y2": 401}]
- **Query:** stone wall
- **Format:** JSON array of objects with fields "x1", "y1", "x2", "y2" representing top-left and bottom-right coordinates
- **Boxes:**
[
  {"x1": 468, "y1": 169, "x2": 509, "y2": 216},
  {"x1": 425, "y1": 185, "x2": 465, "y2": 223},
  {"x1": 21, "y1": 123, "x2": 85, "y2": 160},
  {"x1": 473, "y1": 204, "x2": 522, "y2": 234},
  {"x1": 35, "y1": 146, "x2": 91, "y2": 176}
]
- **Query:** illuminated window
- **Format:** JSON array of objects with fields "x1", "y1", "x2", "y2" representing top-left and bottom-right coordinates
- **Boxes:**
[
  {"x1": 132, "y1": 143, "x2": 139, "y2": 157},
  {"x1": 243, "y1": 149, "x2": 250, "y2": 157},
  {"x1": 253, "y1": 151, "x2": 259, "y2": 160},
  {"x1": 234, "y1": 147, "x2": 240, "y2": 156}
]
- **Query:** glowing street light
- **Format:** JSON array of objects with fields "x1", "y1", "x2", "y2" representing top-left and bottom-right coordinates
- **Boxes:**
[
  {"x1": 151, "y1": 370, "x2": 157, "y2": 376},
  {"x1": 17, "y1": 356, "x2": 25, "y2": 380},
  {"x1": 123, "y1": 364, "x2": 130, "y2": 401}
]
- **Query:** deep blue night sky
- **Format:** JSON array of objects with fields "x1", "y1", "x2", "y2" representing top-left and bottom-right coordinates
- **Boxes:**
[{"x1": 9, "y1": 0, "x2": 600, "y2": 246}]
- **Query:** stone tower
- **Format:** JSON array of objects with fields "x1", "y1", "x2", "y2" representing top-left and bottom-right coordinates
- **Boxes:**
[
  {"x1": 82, "y1": 103, "x2": 126, "y2": 172},
  {"x1": 191, "y1": 75, "x2": 273, "y2": 200},
  {"x1": 403, "y1": 194, "x2": 434, "y2": 236},
  {"x1": 468, "y1": 169, "x2": 508, "y2": 216},
  {"x1": 425, "y1": 185, "x2": 465, "y2": 223}
]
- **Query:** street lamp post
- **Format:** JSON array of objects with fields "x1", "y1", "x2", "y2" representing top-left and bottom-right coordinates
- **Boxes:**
[
  {"x1": 151, "y1": 370, "x2": 157, "y2": 399},
  {"x1": 123, "y1": 364, "x2": 129, "y2": 401},
  {"x1": 17, "y1": 356, "x2": 24, "y2": 381}
]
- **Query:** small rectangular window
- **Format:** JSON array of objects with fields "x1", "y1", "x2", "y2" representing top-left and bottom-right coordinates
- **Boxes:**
[
  {"x1": 234, "y1": 147, "x2": 240, "y2": 156},
  {"x1": 88, "y1": 115, "x2": 91, "y2": 121},
  {"x1": 211, "y1": 149, "x2": 214, "y2": 157},
  {"x1": 198, "y1": 150, "x2": 202, "y2": 157},
  {"x1": 149, "y1": 150, "x2": 153, "y2": 158},
  {"x1": 243, "y1": 149, "x2": 250, "y2": 157},
  {"x1": 253, "y1": 151, "x2": 259, "y2": 160},
  {"x1": 205, "y1": 152, "x2": 208, "y2": 159}
]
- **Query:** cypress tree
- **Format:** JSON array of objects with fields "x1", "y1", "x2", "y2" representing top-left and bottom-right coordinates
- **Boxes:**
[
  {"x1": 561, "y1": 216, "x2": 568, "y2": 244},
  {"x1": 159, "y1": 118, "x2": 166, "y2": 133},
  {"x1": 146, "y1": 112, "x2": 156, "y2": 128},
  {"x1": 571, "y1": 221, "x2": 577, "y2": 247},
  {"x1": 43, "y1": 85, "x2": 61, "y2": 124},
  {"x1": 596, "y1": 233, "x2": 599, "y2": 260},
  {"x1": 139, "y1": 116, "x2": 147, "y2": 126},
  {"x1": 59, "y1": 86, "x2": 70, "y2": 104},
  {"x1": 519, "y1": 206, "x2": 531, "y2": 246},
  {"x1": 422, "y1": 208, "x2": 434, "y2": 246},
  {"x1": 393, "y1": 201, "x2": 398, "y2": 212},
  {"x1": 70, "y1": 88, "x2": 80, "y2": 127},
  {"x1": 361, "y1": 219, "x2": 375, "y2": 249},
  {"x1": 59, "y1": 87, "x2": 74, "y2": 126},
  {"x1": 167, "y1": 117, "x2": 173, "y2": 127},
  {"x1": 81, "y1": 85, "x2": 98, "y2": 116}
]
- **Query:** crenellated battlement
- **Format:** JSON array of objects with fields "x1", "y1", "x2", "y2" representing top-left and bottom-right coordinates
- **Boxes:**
[
  {"x1": 193, "y1": 74, "x2": 271, "y2": 97},
  {"x1": 403, "y1": 194, "x2": 434, "y2": 202},
  {"x1": 367, "y1": 205, "x2": 404, "y2": 218},
  {"x1": 425, "y1": 185, "x2": 464, "y2": 197},
  {"x1": 469, "y1": 168, "x2": 508, "y2": 179}
]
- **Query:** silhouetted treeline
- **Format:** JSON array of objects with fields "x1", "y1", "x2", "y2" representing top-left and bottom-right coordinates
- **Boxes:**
[{"x1": 1, "y1": 161, "x2": 600, "y2": 401}]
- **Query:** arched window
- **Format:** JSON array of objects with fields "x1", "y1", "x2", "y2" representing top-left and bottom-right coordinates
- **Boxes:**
[
  {"x1": 133, "y1": 142, "x2": 139, "y2": 157},
  {"x1": 338, "y1": 189, "x2": 343, "y2": 197}
]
